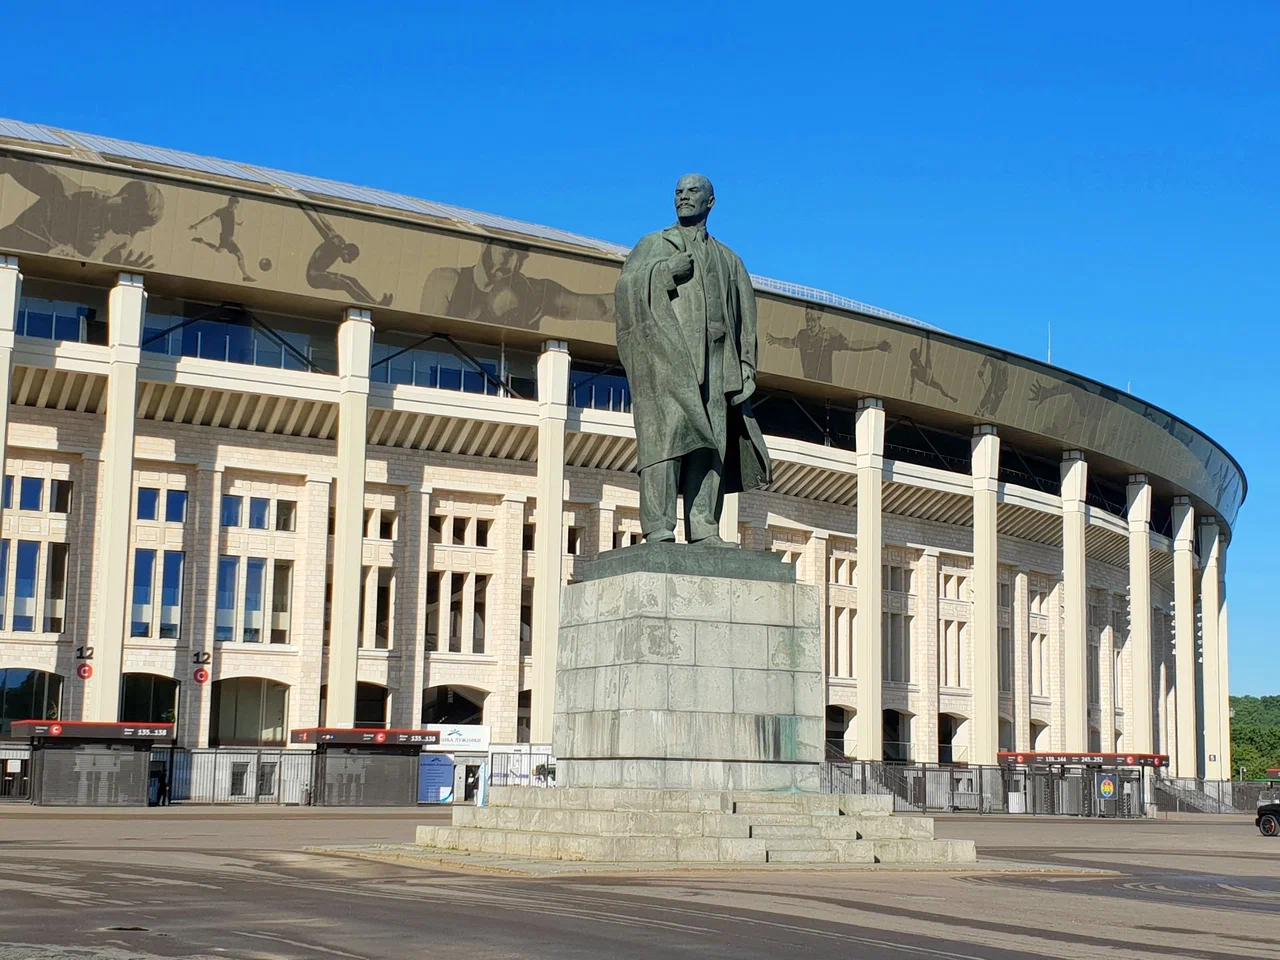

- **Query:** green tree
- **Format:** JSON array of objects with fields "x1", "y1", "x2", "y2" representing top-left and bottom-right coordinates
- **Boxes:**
[{"x1": 1231, "y1": 696, "x2": 1280, "y2": 779}]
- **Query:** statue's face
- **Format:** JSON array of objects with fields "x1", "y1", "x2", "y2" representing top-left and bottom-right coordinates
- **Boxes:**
[{"x1": 674, "y1": 175, "x2": 714, "y2": 224}]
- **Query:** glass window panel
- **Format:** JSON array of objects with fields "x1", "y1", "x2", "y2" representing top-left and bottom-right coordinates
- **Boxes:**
[
  {"x1": 165, "y1": 490, "x2": 188, "y2": 523},
  {"x1": 135, "y1": 486, "x2": 159, "y2": 520},
  {"x1": 424, "y1": 572, "x2": 440, "y2": 652},
  {"x1": 44, "y1": 542, "x2": 68, "y2": 633},
  {"x1": 0, "y1": 539, "x2": 8, "y2": 630},
  {"x1": 248, "y1": 498, "x2": 269, "y2": 530},
  {"x1": 243, "y1": 557, "x2": 266, "y2": 642},
  {"x1": 476, "y1": 519, "x2": 491, "y2": 548},
  {"x1": 221, "y1": 495, "x2": 242, "y2": 527},
  {"x1": 520, "y1": 581, "x2": 533, "y2": 657},
  {"x1": 160, "y1": 551, "x2": 184, "y2": 639},
  {"x1": 375, "y1": 569, "x2": 393, "y2": 649},
  {"x1": 51, "y1": 479, "x2": 73, "y2": 514},
  {"x1": 2, "y1": 476, "x2": 11, "y2": 510},
  {"x1": 449, "y1": 575, "x2": 464, "y2": 653},
  {"x1": 379, "y1": 510, "x2": 397, "y2": 540},
  {"x1": 472, "y1": 575, "x2": 488, "y2": 654},
  {"x1": 271, "y1": 560, "x2": 292, "y2": 644},
  {"x1": 215, "y1": 556, "x2": 238, "y2": 641},
  {"x1": 275, "y1": 500, "x2": 297, "y2": 532},
  {"x1": 130, "y1": 549, "x2": 156, "y2": 637},
  {"x1": 13, "y1": 541, "x2": 39, "y2": 631},
  {"x1": 19, "y1": 477, "x2": 43, "y2": 512}
]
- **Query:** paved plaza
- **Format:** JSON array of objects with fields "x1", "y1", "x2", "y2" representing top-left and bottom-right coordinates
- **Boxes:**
[{"x1": 0, "y1": 807, "x2": 1275, "y2": 959}]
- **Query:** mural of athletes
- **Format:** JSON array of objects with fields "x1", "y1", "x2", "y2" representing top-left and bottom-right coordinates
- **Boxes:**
[
  {"x1": 765, "y1": 305, "x2": 891, "y2": 382},
  {"x1": 420, "y1": 241, "x2": 613, "y2": 330},
  {"x1": 189, "y1": 197, "x2": 255, "y2": 282},
  {"x1": 0, "y1": 158, "x2": 162, "y2": 267}
]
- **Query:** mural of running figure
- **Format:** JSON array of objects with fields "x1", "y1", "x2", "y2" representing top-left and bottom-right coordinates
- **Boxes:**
[
  {"x1": 765, "y1": 305, "x2": 891, "y2": 382},
  {"x1": 301, "y1": 206, "x2": 393, "y2": 306},
  {"x1": 909, "y1": 338, "x2": 958, "y2": 402},
  {"x1": 188, "y1": 197, "x2": 255, "y2": 282}
]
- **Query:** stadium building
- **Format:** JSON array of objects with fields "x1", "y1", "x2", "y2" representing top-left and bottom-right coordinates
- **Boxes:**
[{"x1": 0, "y1": 119, "x2": 1243, "y2": 797}]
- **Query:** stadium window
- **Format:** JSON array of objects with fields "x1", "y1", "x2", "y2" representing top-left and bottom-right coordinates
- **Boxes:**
[
  {"x1": 131, "y1": 549, "x2": 156, "y2": 637},
  {"x1": 215, "y1": 556, "x2": 239, "y2": 641},
  {"x1": 159, "y1": 551, "x2": 184, "y2": 639},
  {"x1": 248, "y1": 498, "x2": 270, "y2": 530},
  {"x1": 50, "y1": 479, "x2": 73, "y2": 514},
  {"x1": 165, "y1": 490, "x2": 188, "y2": 523},
  {"x1": 221, "y1": 495, "x2": 242, "y2": 528},
  {"x1": 271, "y1": 560, "x2": 293, "y2": 644},
  {"x1": 476, "y1": 518, "x2": 491, "y2": 547},
  {"x1": 13, "y1": 541, "x2": 39, "y2": 631},
  {"x1": 136, "y1": 486, "x2": 159, "y2": 520},
  {"x1": 275, "y1": 499, "x2": 297, "y2": 532},
  {"x1": 19, "y1": 477, "x2": 43, "y2": 512},
  {"x1": 44, "y1": 543, "x2": 68, "y2": 633}
]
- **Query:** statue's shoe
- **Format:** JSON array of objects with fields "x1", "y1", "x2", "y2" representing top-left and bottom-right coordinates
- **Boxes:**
[{"x1": 690, "y1": 534, "x2": 736, "y2": 548}]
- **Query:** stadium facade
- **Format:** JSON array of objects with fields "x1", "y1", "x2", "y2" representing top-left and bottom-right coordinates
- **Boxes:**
[{"x1": 0, "y1": 120, "x2": 1244, "y2": 782}]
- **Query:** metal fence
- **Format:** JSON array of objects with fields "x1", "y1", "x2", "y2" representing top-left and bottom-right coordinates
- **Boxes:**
[
  {"x1": 154, "y1": 748, "x2": 315, "y2": 805},
  {"x1": 488, "y1": 751, "x2": 555, "y2": 787},
  {"x1": 1152, "y1": 777, "x2": 1277, "y2": 815},
  {"x1": 822, "y1": 760, "x2": 1146, "y2": 818},
  {"x1": 0, "y1": 745, "x2": 31, "y2": 802}
]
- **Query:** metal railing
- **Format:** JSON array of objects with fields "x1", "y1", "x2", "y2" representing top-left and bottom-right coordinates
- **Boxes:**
[
  {"x1": 488, "y1": 751, "x2": 555, "y2": 788},
  {"x1": 822, "y1": 760, "x2": 1145, "y2": 818},
  {"x1": 1153, "y1": 777, "x2": 1275, "y2": 815},
  {"x1": 155, "y1": 748, "x2": 314, "y2": 805}
]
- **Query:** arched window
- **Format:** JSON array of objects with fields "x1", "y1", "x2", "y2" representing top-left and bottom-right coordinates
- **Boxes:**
[
  {"x1": 120, "y1": 674, "x2": 179, "y2": 724},
  {"x1": 210, "y1": 678, "x2": 288, "y2": 747},
  {"x1": 0, "y1": 668, "x2": 62, "y2": 737}
]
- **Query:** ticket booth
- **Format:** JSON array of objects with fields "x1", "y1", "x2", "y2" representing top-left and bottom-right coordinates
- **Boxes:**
[
  {"x1": 290, "y1": 728, "x2": 440, "y2": 806},
  {"x1": 14, "y1": 721, "x2": 176, "y2": 807}
]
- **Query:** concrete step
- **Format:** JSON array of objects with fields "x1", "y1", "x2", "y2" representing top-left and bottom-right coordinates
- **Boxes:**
[
  {"x1": 764, "y1": 838, "x2": 875, "y2": 864},
  {"x1": 416, "y1": 824, "x2": 769, "y2": 863},
  {"x1": 750, "y1": 824, "x2": 823, "y2": 839},
  {"x1": 871, "y1": 838, "x2": 977, "y2": 864}
]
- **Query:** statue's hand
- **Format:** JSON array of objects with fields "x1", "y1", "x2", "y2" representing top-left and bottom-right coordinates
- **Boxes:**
[
  {"x1": 666, "y1": 251, "x2": 695, "y2": 284},
  {"x1": 730, "y1": 366, "x2": 756, "y2": 406}
]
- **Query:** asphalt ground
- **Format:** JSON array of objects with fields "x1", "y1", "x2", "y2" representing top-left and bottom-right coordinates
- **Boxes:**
[{"x1": 0, "y1": 806, "x2": 1275, "y2": 959}]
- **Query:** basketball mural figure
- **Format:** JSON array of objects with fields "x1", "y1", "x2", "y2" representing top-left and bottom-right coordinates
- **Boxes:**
[
  {"x1": 0, "y1": 159, "x2": 163, "y2": 267},
  {"x1": 614, "y1": 174, "x2": 771, "y2": 543},
  {"x1": 301, "y1": 206, "x2": 393, "y2": 306},
  {"x1": 420, "y1": 241, "x2": 613, "y2": 330},
  {"x1": 189, "y1": 197, "x2": 255, "y2": 282},
  {"x1": 767, "y1": 305, "x2": 891, "y2": 382}
]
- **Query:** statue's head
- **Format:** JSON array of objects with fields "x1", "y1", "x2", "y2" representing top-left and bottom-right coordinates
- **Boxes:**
[{"x1": 674, "y1": 174, "x2": 715, "y2": 226}]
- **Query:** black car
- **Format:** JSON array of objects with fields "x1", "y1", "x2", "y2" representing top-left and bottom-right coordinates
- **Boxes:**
[{"x1": 1258, "y1": 800, "x2": 1279, "y2": 837}]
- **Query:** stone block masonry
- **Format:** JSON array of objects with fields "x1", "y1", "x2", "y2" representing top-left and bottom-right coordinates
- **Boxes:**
[{"x1": 552, "y1": 546, "x2": 824, "y2": 792}]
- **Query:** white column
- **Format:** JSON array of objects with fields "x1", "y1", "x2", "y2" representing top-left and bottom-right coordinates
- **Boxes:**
[
  {"x1": 1060, "y1": 451, "x2": 1088, "y2": 753},
  {"x1": 1125, "y1": 475, "x2": 1154, "y2": 754},
  {"x1": 325, "y1": 308, "x2": 372, "y2": 728},
  {"x1": 1217, "y1": 547, "x2": 1231, "y2": 778},
  {"x1": 1013, "y1": 571, "x2": 1031, "y2": 751},
  {"x1": 854, "y1": 398, "x2": 884, "y2": 761},
  {"x1": 1171, "y1": 496, "x2": 1197, "y2": 777},
  {"x1": 1198, "y1": 518, "x2": 1223, "y2": 780},
  {"x1": 530, "y1": 340, "x2": 570, "y2": 743},
  {"x1": 0, "y1": 257, "x2": 19, "y2": 534},
  {"x1": 970, "y1": 425, "x2": 1000, "y2": 764},
  {"x1": 85, "y1": 273, "x2": 145, "y2": 722}
]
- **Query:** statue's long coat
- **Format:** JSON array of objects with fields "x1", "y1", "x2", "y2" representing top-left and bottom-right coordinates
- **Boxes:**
[{"x1": 614, "y1": 224, "x2": 771, "y2": 493}]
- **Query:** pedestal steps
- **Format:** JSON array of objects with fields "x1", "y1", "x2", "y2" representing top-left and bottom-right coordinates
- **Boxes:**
[{"x1": 414, "y1": 787, "x2": 976, "y2": 865}]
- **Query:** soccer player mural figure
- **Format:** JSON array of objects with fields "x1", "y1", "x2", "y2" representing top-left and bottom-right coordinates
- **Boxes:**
[
  {"x1": 301, "y1": 205, "x2": 393, "y2": 306},
  {"x1": 975, "y1": 355, "x2": 1009, "y2": 418},
  {"x1": 189, "y1": 197, "x2": 255, "y2": 282},
  {"x1": 614, "y1": 174, "x2": 771, "y2": 543},
  {"x1": 766, "y1": 305, "x2": 891, "y2": 382},
  {"x1": 0, "y1": 159, "x2": 163, "y2": 267},
  {"x1": 909, "y1": 338, "x2": 958, "y2": 403},
  {"x1": 420, "y1": 241, "x2": 613, "y2": 330}
]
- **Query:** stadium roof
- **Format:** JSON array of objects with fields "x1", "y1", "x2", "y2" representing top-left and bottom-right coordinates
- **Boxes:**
[{"x1": 0, "y1": 118, "x2": 940, "y2": 331}]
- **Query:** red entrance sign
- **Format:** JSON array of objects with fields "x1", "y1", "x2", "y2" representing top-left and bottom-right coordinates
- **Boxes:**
[
  {"x1": 76, "y1": 663, "x2": 93, "y2": 680},
  {"x1": 193, "y1": 667, "x2": 210, "y2": 684}
]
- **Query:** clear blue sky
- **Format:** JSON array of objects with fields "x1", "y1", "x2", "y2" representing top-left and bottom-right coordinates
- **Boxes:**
[{"x1": 9, "y1": 4, "x2": 1278, "y2": 692}]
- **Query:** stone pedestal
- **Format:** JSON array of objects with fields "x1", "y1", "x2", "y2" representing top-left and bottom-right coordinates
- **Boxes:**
[{"x1": 552, "y1": 543, "x2": 824, "y2": 792}]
